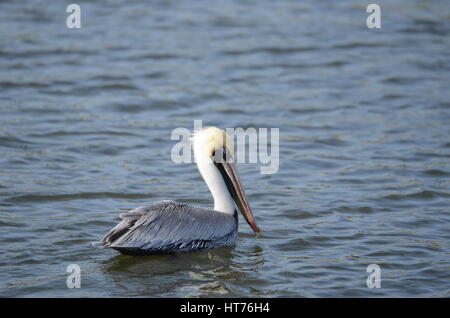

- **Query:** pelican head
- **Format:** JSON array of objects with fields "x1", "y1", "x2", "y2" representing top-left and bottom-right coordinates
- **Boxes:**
[{"x1": 192, "y1": 127, "x2": 260, "y2": 233}]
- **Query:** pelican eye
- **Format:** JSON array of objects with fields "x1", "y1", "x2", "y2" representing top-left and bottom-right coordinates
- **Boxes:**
[{"x1": 211, "y1": 147, "x2": 231, "y2": 163}]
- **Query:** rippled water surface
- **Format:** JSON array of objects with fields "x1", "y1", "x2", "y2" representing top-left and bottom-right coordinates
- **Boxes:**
[{"x1": 1, "y1": 0, "x2": 449, "y2": 297}]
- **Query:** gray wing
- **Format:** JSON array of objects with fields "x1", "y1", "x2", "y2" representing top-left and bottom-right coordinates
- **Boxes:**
[{"x1": 101, "y1": 200, "x2": 237, "y2": 254}]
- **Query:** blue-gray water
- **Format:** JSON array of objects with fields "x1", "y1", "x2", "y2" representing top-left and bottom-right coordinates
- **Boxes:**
[{"x1": 0, "y1": 0, "x2": 449, "y2": 297}]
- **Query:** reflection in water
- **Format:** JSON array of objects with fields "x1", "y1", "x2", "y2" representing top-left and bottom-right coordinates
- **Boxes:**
[{"x1": 99, "y1": 245, "x2": 265, "y2": 297}]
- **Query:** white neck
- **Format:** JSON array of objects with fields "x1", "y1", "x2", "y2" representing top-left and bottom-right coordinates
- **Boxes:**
[{"x1": 194, "y1": 149, "x2": 235, "y2": 215}]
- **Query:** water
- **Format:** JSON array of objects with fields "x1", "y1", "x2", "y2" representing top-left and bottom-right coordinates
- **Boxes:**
[{"x1": 0, "y1": 0, "x2": 449, "y2": 297}]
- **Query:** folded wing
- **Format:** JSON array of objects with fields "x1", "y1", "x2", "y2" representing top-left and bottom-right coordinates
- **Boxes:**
[{"x1": 101, "y1": 200, "x2": 237, "y2": 254}]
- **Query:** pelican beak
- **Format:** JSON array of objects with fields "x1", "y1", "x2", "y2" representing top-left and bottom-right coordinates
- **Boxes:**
[{"x1": 214, "y1": 148, "x2": 260, "y2": 233}]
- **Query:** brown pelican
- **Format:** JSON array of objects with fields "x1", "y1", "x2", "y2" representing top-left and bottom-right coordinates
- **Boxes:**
[{"x1": 100, "y1": 126, "x2": 260, "y2": 255}]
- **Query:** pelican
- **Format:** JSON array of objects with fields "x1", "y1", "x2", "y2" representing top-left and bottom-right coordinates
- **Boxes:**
[{"x1": 99, "y1": 126, "x2": 260, "y2": 255}]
